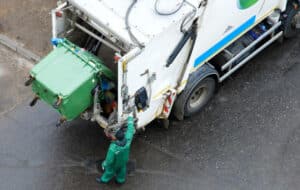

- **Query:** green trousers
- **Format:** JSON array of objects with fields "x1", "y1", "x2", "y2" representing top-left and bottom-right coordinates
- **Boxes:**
[
  {"x1": 101, "y1": 165, "x2": 127, "y2": 183},
  {"x1": 100, "y1": 116, "x2": 135, "y2": 183}
]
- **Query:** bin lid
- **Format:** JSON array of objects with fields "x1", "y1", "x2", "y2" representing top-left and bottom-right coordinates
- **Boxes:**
[{"x1": 30, "y1": 39, "x2": 114, "y2": 97}]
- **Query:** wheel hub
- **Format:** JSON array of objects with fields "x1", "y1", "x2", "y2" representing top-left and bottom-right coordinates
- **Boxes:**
[{"x1": 188, "y1": 86, "x2": 208, "y2": 109}]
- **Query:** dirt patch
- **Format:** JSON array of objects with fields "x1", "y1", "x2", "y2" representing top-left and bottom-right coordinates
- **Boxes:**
[
  {"x1": 0, "y1": 45, "x2": 33, "y2": 115},
  {"x1": 0, "y1": 0, "x2": 56, "y2": 57}
]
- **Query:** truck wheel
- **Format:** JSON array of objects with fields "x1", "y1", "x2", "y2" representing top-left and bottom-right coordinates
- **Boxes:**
[
  {"x1": 173, "y1": 77, "x2": 216, "y2": 120},
  {"x1": 283, "y1": 3, "x2": 300, "y2": 38},
  {"x1": 184, "y1": 77, "x2": 216, "y2": 117}
]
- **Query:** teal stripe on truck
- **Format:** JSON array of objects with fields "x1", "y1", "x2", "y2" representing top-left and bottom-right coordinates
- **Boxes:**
[{"x1": 194, "y1": 16, "x2": 256, "y2": 68}]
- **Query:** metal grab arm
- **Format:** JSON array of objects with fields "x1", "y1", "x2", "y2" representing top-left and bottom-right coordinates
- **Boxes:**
[{"x1": 91, "y1": 86, "x2": 109, "y2": 128}]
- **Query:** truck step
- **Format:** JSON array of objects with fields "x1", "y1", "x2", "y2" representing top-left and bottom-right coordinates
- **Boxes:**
[
  {"x1": 220, "y1": 31, "x2": 283, "y2": 82},
  {"x1": 218, "y1": 20, "x2": 283, "y2": 82},
  {"x1": 222, "y1": 21, "x2": 282, "y2": 72}
]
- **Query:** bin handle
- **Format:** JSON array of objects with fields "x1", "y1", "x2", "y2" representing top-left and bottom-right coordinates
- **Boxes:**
[{"x1": 53, "y1": 96, "x2": 63, "y2": 109}]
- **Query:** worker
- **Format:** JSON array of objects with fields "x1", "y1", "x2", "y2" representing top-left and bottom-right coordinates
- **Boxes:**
[{"x1": 96, "y1": 116, "x2": 135, "y2": 184}]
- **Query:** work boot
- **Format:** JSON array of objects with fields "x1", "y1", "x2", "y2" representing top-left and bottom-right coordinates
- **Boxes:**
[
  {"x1": 96, "y1": 177, "x2": 107, "y2": 184},
  {"x1": 115, "y1": 179, "x2": 125, "y2": 185}
]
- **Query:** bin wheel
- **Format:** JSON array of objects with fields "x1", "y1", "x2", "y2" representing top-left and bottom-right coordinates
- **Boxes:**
[{"x1": 283, "y1": 3, "x2": 300, "y2": 38}]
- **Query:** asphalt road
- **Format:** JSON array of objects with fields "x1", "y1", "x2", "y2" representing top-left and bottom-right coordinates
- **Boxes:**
[{"x1": 0, "y1": 35, "x2": 299, "y2": 190}]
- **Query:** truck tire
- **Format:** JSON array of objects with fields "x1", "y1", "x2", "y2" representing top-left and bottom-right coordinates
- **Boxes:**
[
  {"x1": 283, "y1": 2, "x2": 300, "y2": 38},
  {"x1": 184, "y1": 77, "x2": 216, "y2": 116},
  {"x1": 173, "y1": 77, "x2": 216, "y2": 120}
]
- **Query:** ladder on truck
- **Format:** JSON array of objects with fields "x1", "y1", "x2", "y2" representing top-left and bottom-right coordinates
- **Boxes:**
[{"x1": 211, "y1": 15, "x2": 283, "y2": 82}]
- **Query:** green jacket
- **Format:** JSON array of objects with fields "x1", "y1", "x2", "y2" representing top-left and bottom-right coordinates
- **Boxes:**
[{"x1": 103, "y1": 117, "x2": 135, "y2": 169}]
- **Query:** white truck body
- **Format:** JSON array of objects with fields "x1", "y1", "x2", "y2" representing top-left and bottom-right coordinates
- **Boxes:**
[{"x1": 52, "y1": 0, "x2": 295, "y2": 130}]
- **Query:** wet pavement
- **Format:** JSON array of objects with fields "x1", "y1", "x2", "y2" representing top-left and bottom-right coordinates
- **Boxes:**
[{"x1": 0, "y1": 34, "x2": 300, "y2": 190}]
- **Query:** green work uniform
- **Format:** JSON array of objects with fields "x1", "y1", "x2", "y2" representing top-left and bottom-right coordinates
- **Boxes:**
[{"x1": 101, "y1": 116, "x2": 135, "y2": 183}]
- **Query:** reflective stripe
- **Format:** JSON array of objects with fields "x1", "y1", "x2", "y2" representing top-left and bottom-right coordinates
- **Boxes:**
[{"x1": 194, "y1": 16, "x2": 256, "y2": 68}]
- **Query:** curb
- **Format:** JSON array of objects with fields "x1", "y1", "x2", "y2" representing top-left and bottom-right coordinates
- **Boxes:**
[{"x1": 0, "y1": 34, "x2": 41, "y2": 62}]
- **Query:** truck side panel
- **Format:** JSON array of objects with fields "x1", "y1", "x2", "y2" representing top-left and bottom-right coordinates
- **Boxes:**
[
  {"x1": 120, "y1": 21, "x2": 193, "y2": 128},
  {"x1": 175, "y1": 0, "x2": 285, "y2": 93},
  {"x1": 121, "y1": 0, "x2": 287, "y2": 128}
]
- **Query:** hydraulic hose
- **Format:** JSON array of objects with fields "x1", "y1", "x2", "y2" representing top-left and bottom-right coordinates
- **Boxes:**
[
  {"x1": 154, "y1": 0, "x2": 197, "y2": 32},
  {"x1": 125, "y1": 0, "x2": 145, "y2": 48},
  {"x1": 154, "y1": 0, "x2": 186, "y2": 16}
]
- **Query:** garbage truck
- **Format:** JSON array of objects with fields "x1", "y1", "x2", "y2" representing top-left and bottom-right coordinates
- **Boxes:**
[{"x1": 26, "y1": 0, "x2": 300, "y2": 133}]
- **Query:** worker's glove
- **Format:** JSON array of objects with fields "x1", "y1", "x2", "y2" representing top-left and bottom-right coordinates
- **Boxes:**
[{"x1": 101, "y1": 161, "x2": 106, "y2": 171}]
